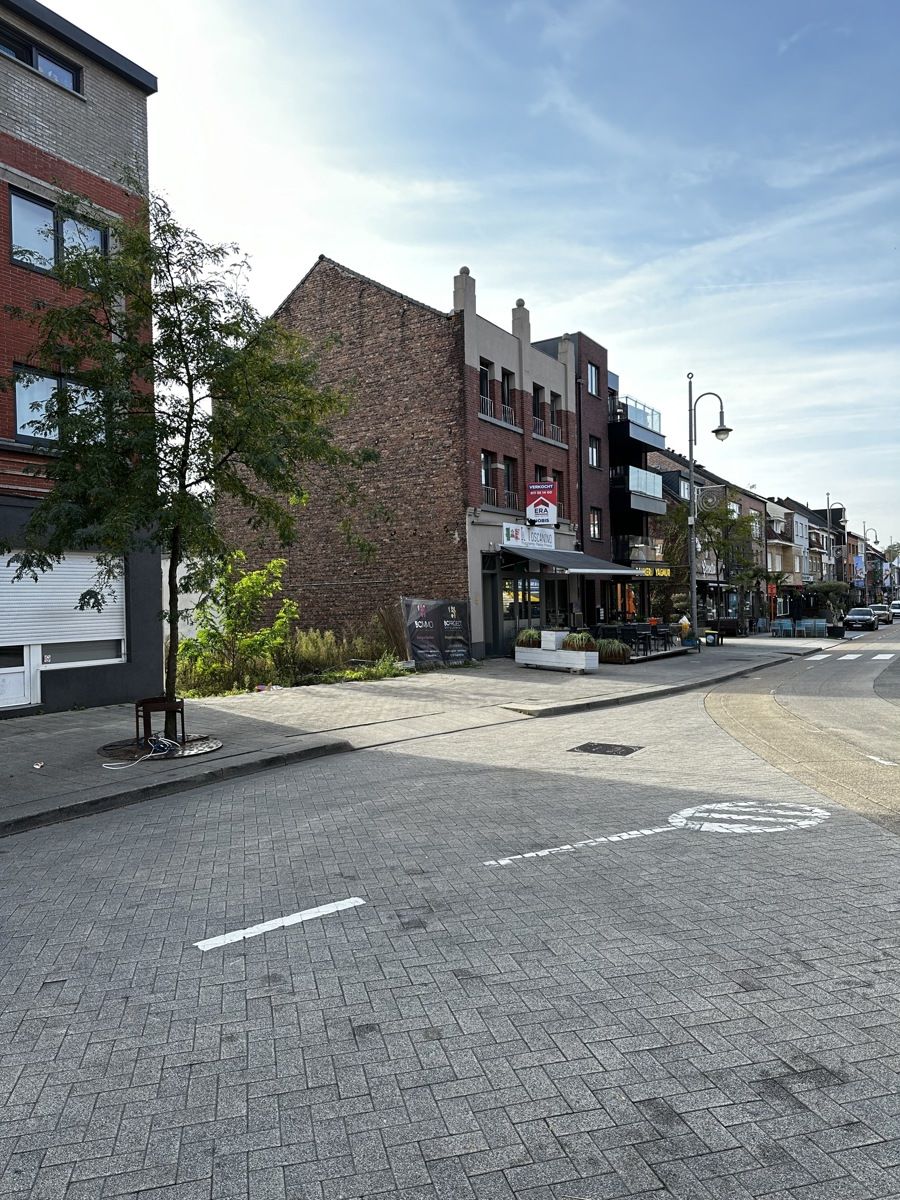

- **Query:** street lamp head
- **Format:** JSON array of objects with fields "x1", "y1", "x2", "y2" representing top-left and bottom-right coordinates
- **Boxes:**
[{"x1": 713, "y1": 422, "x2": 732, "y2": 442}]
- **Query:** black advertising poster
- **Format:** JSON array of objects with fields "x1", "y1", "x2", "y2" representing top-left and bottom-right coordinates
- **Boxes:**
[
  {"x1": 402, "y1": 598, "x2": 470, "y2": 665},
  {"x1": 439, "y1": 600, "x2": 470, "y2": 664}
]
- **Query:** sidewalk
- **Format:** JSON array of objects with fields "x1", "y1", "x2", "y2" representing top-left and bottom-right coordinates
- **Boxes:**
[{"x1": 0, "y1": 634, "x2": 830, "y2": 837}]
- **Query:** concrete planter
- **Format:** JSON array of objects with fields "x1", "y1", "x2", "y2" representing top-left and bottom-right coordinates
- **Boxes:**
[
  {"x1": 515, "y1": 646, "x2": 599, "y2": 673},
  {"x1": 540, "y1": 631, "x2": 568, "y2": 650}
]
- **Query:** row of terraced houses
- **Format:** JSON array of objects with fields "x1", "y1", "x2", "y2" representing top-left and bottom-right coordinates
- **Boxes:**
[{"x1": 1, "y1": 1, "x2": 896, "y2": 713}]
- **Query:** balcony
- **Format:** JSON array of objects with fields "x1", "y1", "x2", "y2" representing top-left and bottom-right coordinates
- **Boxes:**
[
  {"x1": 609, "y1": 465, "x2": 666, "y2": 516},
  {"x1": 503, "y1": 490, "x2": 519, "y2": 510},
  {"x1": 479, "y1": 394, "x2": 492, "y2": 417},
  {"x1": 548, "y1": 422, "x2": 563, "y2": 443},
  {"x1": 501, "y1": 404, "x2": 515, "y2": 426},
  {"x1": 608, "y1": 395, "x2": 665, "y2": 451},
  {"x1": 482, "y1": 484, "x2": 497, "y2": 506},
  {"x1": 532, "y1": 415, "x2": 544, "y2": 436}
]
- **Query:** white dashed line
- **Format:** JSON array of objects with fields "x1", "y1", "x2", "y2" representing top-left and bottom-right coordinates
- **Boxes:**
[
  {"x1": 195, "y1": 897, "x2": 366, "y2": 951},
  {"x1": 866, "y1": 756, "x2": 898, "y2": 767},
  {"x1": 483, "y1": 826, "x2": 675, "y2": 866}
]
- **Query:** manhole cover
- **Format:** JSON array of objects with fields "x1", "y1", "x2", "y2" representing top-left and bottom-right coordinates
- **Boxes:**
[
  {"x1": 668, "y1": 800, "x2": 830, "y2": 833},
  {"x1": 570, "y1": 742, "x2": 642, "y2": 756},
  {"x1": 98, "y1": 735, "x2": 223, "y2": 762}
]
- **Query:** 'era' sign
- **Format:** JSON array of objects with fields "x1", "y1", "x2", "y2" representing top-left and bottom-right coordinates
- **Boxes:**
[{"x1": 525, "y1": 481, "x2": 558, "y2": 526}]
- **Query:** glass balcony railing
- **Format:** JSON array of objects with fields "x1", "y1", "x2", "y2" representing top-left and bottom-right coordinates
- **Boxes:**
[
  {"x1": 611, "y1": 465, "x2": 663, "y2": 498},
  {"x1": 609, "y1": 394, "x2": 662, "y2": 433}
]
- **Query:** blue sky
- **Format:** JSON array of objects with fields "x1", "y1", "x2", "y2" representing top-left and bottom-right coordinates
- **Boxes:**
[{"x1": 56, "y1": 0, "x2": 900, "y2": 546}]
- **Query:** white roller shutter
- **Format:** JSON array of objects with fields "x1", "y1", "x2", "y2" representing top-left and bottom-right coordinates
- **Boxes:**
[{"x1": 0, "y1": 553, "x2": 126, "y2": 643}]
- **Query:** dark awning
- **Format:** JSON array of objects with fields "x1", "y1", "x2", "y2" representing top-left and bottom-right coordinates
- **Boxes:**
[{"x1": 504, "y1": 547, "x2": 640, "y2": 576}]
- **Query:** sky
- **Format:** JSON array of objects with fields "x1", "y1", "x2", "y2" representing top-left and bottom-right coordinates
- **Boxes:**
[{"x1": 53, "y1": 0, "x2": 900, "y2": 548}]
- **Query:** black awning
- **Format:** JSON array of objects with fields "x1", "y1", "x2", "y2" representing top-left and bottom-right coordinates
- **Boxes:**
[{"x1": 504, "y1": 547, "x2": 640, "y2": 576}]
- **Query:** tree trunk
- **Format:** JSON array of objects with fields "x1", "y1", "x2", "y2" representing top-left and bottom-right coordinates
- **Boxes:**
[{"x1": 164, "y1": 529, "x2": 182, "y2": 741}]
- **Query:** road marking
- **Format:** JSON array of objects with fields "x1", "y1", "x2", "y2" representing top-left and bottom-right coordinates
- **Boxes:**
[
  {"x1": 483, "y1": 826, "x2": 675, "y2": 866},
  {"x1": 807, "y1": 654, "x2": 830, "y2": 661},
  {"x1": 484, "y1": 800, "x2": 832, "y2": 865},
  {"x1": 669, "y1": 800, "x2": 830, "y2": 833},
  {"x1": 839, "y1": 654, "x2": 861, "y2": 660},
  {"x1": 873, "y1": 654, "x2": 895, "y2": 660},
  {"x1": 866, "y1": 755, "x2": 898, "y2": 767},
  {"x1": 195, "y1": 897, "x2": 365, "y2": 951}
]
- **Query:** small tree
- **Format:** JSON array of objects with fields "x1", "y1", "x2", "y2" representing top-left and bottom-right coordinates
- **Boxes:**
[{"x1": 3, "y1": 193, "x2": 372, "y2": 736}]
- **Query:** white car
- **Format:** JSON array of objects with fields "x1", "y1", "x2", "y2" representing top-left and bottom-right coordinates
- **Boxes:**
[{"x1": 891, "y1": 601, "x2": 900, "y2": 620}]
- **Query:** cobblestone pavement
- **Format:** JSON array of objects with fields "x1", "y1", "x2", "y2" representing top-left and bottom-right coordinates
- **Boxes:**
[{"x1": 3, "y1": 691, "x2": 900, "y2": 1199}]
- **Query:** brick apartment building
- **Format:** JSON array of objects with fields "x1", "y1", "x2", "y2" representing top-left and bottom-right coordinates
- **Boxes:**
[
  {"x1": 0, "y1": 0, "x2": 160, "y2": 712},
  {"x1": 219, "y1": 257, "x2": 644, "y2": 657}
]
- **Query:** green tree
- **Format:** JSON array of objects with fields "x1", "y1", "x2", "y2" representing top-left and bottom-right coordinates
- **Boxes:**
[
  {"x1": 178, "y1": 553, "x2": 299, "y2": 686},
  {"x1": 3, "y1": 192, "x2": 372, "y2": 735}
]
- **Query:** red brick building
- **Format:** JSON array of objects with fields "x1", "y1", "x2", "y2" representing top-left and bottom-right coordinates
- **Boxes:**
[
  {"x1": 0, "y1": 0, "x2": 160, "y2": 712},
  {"x1": 219, "y1": 257, "x2": 640, "y2": 656}
]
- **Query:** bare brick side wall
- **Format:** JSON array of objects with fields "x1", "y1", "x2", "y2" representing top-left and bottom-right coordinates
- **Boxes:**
[{"x1": 216, "y1": 259, "x2": 471, "y2": 635}]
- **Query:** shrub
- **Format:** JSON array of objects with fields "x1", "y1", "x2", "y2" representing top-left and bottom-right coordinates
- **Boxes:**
[
  {"x1": 596, "y1": 638, "x2": 631, "y2": 663},
  {"x1": 515, "y1": 627, "x2": 541, "y2": 647},
  {"x1": 561, "y1": 631, "x2": 598, "y2": 651}
]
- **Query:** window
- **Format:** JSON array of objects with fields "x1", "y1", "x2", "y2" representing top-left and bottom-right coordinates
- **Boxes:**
[
  {"x1": 481, "y1": 450, "x2": 497, "y2": 505},
  {"x1": 587, "y1": 363, "x2": 599, "y2": 395},
  {"x1": 501, "y1": 370, "x2": 515, "y2": 424},
  {"x1": 479, "y1": 360, "x2": 492, "y2": 399},
  {"x1": 728, "y1": 501, "x2": 741, "y2": 518},
  {"x1": 502, "y1": 457, "x2": 517, "y2": 508},
  {"x1": 588, "y1": 435, "x2": 600, "y2": 468},
  {"x1": 14, "y1": 369, "x2": 96, "y2": 441},
  {"x1": 0, "y1": 23, "x2": 81, "y2": 92},
  {"x1": 11, "y1": 191, "x2": 105, "y2": 271},
  {"x1": 552, "y1": 469, "x2": 564, "y2": 517},
  {"x1": 549, "y1": 393, "x2": 562, "y2": 441},
  {"x1": 534, "y1": 464, "x2": 547, "y2": 481},
  {"x1": 532, "y1": 383, "x2": 543, "y2": 418},
  {"x1": 750, "y1": 513, "x2": 763, "y2": 540},
  {"x1": 589, "y1": 508, "x2": 602, "y2": 540},
  {"x1": 680, "y1": 479, "x2": 691, "y2": 501}
]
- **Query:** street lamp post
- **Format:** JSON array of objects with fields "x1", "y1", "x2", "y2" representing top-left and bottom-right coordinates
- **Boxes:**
[
  {"x1": 687, "y1": 373, "x2": 732, "y2": 649},
  {"x1": 825, "y1": 493, "x2": 847, "y2": 583},
  {"x1": 862, "y1": 522, "x2": 879, "y2": 605}
]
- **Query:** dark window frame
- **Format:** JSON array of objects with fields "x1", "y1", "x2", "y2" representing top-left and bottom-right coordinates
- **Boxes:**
[
  {"x1": 9, "y1": 187, "x2": 107, "y2": 275},
  {"x1": 588, "y1": 435, "x2": 601, "y2": 469},
  {"x1": 587, "y1": 362, "x2": 600, "y2": 396},
  {"x1": 0, "y1": 21, "x2": 82, "y2": 92},
  {"x1": 589, "y1": 507, "x2": 603, "y2": 540},
  {"x1": 13, "y1": 364, "x2": 98, "y2": 445}
]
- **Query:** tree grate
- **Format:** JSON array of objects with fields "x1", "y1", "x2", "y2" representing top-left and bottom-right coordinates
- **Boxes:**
[{"x1": 569, "y1": 742, "x2": 642, "y2": 756}]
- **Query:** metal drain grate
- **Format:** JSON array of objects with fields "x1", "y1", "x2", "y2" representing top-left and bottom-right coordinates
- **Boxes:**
[{"x1": 570, "y1": 742, "x2": 642, "y2": 756}]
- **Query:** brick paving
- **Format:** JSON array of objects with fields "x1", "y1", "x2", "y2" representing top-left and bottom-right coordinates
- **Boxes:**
[{"x1": 3, "y1": 689, "x2": 900, "y2": 1198}]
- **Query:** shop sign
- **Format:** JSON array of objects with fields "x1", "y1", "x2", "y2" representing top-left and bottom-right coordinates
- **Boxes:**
[
  {"x1": 401, "y1": 598, "x2": 471, "y2": 665},
  {"x1": 525, "y1": 481, "x2": 558, "y2": 526},
  {"x1": 633, "y1": 565, "x2": 672, "y2": 578},
  {"x1": 502, "y1": 522, "x2": 556, "y2": 551}
]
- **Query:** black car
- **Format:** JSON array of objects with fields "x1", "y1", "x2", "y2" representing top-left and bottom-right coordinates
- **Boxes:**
[{"x1": 844, "y1": 607, "x2": 878, "y2": 631}]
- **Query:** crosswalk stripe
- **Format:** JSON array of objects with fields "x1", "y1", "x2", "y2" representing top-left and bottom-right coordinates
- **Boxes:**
[
  {"x1": 807, "y1": 654, "x2": 830, "y2": 661},
  {"x1": 839, "y1": 654, "x2": 861, "y2": 660},
  {"x1": 873, "y1": 653, "x2": 896, "y2": 660}
]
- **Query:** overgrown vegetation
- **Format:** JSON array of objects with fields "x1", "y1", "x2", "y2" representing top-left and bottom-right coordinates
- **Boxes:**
[{"x1": 176, "y1": 555, "x2": 404, "y2": 695}]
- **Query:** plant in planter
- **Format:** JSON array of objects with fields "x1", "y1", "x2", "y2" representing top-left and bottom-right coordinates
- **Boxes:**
[
  {"x1": 596, "y1": 638, "x2": 631, "y2": 664},
  {"x1": 561, "y1": 631, "x2": 598, "y2": 651},
  {"x1": 515, "y1": 627, "x2": 541, "y2": 647}
]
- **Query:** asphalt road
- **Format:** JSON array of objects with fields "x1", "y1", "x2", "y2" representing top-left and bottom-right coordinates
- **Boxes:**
[{"x1": 4, "y1": 683, "x2": 900, "y2": 1199}]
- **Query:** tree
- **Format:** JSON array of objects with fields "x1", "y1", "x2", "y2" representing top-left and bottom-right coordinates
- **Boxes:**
[
  {"x1": 3, "y1": 192, "x2": 373, "y2": 736},
  {"x1": 656, "y1": 491, "x2": 758, "y2": 626}
]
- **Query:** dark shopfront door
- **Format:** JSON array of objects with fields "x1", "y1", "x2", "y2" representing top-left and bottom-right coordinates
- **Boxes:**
[{"x1": 482, "y1": 553, "x2": 542, "y2": 655}]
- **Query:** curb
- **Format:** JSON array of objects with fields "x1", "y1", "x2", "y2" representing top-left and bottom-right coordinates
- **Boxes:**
[
  {"x1": 0, "y1": 737, "x2": 352, "y2": 840},
  {"x1": 501, "y1": 652, "x2": 815, "y2": 719}
]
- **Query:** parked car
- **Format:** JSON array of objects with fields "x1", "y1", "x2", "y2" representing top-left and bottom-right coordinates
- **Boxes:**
[
  {"x1": 844, "y1": 607, "x2": 879, "y2": 631},
  {"x1": 870, "y1": 604, "x2": 894, "y2": 624},
  {"x1": 890, "y1": 601, "x2": 900, "y2": 619}
]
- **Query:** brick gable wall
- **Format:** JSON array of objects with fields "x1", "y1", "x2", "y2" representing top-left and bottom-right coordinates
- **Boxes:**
[{"x1": 216, "y1": 258, "x2": 471, "y2": 634}]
